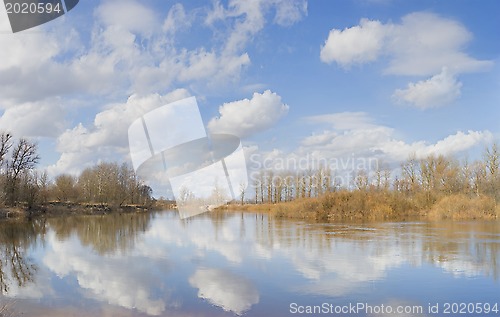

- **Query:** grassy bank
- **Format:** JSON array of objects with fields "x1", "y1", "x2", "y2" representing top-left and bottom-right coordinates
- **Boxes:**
[
  {"x1": 220, "y1": 191, "x2": 499, "y2": 221},
  {"x1": 0, "y1": 201, "x2": 152, "y2": 221}
]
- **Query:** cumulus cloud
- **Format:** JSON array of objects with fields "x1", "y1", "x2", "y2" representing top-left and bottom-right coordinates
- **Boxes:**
[
  {"x1": 320, "y1": 12, "x2": 492, "y2": 76},
  {"x1": 48, "y1": 90, "x2": 190, "y2": 176},
  {"x1": 320, "y1": 19, "x2": 386, "y2": 66},
  {"x1": 385, "y1": 12, "x2": 491, "y2": 76},
  {"x1": 304, "y1": 126, "x2": 491, "y2": 162},
  {"x1": 279, "y1": 112, "x2": 493, "y2": 170},
  {"x1": 208, "y1": 90, "x2": 289, "y2": 138},
  {"x1": 377, "y1": 130, "x2": 493, "y2": 160},
  {"x1": 0, "y1": 30, "x2": 81, "y2": 104},
  {"x1": 320, "y1": 12, "x2": 491, "y2": 109},
  {"x1": 299, "y1": 125, "x2": 395, "y2": 158},
  {"x1": 0, "y1": 0, "x2": 273, "y2": 105},
  {"x1": 0, "y1": 100, "x2": 66, "y2": 137},
  {"x1": 392, "y1": 68, "x2": 462, "y2": 109},
  {"x1": 0, "y1": 0, "x2": 306, "y2": 178}
]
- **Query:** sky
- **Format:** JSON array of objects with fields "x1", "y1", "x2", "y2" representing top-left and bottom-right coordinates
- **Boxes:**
[{"x1": 0, "y1": 0, "x2": 499, "y2": 195}]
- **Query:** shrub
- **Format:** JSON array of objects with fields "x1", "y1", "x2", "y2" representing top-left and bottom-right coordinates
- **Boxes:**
[{"x1": 429, "y1": 194, "x2": 497, "y2": 220}]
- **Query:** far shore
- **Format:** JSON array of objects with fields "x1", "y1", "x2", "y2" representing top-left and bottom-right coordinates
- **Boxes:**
[
  {"x1": 2, "y1": 192, "x2": 498, "y2": 223},
  {"x1": 217, "y1": 192, "x2": 499, "y2": 221},
  {"x1": 0, "y1": 201, "x2": 165, "y2": 221}
]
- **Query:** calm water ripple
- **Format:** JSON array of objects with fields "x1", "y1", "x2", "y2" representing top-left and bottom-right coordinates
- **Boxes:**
[{"x1": 0, "y1": 210, "x2": 499, "y2": 316}]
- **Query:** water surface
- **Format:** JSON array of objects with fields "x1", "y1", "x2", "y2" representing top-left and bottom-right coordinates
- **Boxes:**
[{"x1": 0, "y1": 210, "x2": 499, "y2": 316}]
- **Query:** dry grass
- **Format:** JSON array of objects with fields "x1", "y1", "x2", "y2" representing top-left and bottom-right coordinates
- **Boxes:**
[
  {"x1": 224, "y1": 191, "x2": 422, "y2": 221},
  {"x1": 428, "y1": 194, "x2": 497, "y2": 220},
  {"x1": 224, "y1": 191, "x2": 498, "y2": 221}
]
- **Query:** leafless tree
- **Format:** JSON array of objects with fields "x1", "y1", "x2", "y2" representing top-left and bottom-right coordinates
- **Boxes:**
[
  {"x1": 0, "y1": 132, "x2": 13, "y2": 168},
  {"x1": 54, "y1": 174, "x2": 78, "y2": 202},
  {"x1": 5, "y1": 139, "x2": 40, "y2": 205},
  {"x1": 239, "y1": 182, "x2": 246, "y2": 205}
]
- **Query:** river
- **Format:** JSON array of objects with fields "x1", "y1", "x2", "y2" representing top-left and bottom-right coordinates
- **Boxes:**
[{"x1": 0, "y1": 210, "x2": 499, "y2": 316}]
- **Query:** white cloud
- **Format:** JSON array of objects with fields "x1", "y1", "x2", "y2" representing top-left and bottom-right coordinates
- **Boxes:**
[
  {"x1": 0, "y1": 1, "x2": 262, "y2": 105},
  {"x1": 177, "y1": 48, "x2": 250, "y2": 83},
  {"x1": 250, "y1": 113, "x2": 495, "y2": 175},
  {"x1": 0, "y1": 32, "x2": 59, "y2": 71},
  {"x1": 385, "y1": 12, "x2": 491, "y2": 76},
  {"x1": 59, "y1": 91, "x2": 189, "y2": 151},
  {"x1": 0, "y1": 100, "x2": 66, "y2": 137},
  {"x1": 206, "y1": 0, "x2": 265, "y2": 54},
  {"x1": 306, "y1": 112, "x2": 377, "y2": 130},
  {"x1": 163, "y1": 3, "x2": 191, "y2": 34},
  {"x1": 0, "y1": 31, "x2": 81, "y2": 104},
  {"x1": 392, "y1": 68, "x2": 462, "y2": 109},
  {"x1": 48, "y1": 90, "x2": 190, "y2": 176},
  {"x1": 206, "y1": 0, "x2": 307, "y2": 54},
  {"x1": 0, "y1": 4, "x2": 11, "y2": 33},
  {"x1": 208, "y1": 90, "x2": 289, "y2": 138},
  {"x1": 189, "y1": 268, "x2": 259, "y2": 315},
  {"x1": 0, "y1": 0, "x2": 306, "y2": 177},
  {"x1": 304, "y1": 127, "x2": 491, "y2": 162},
  {"x1": 320, "y1": 12, "x2": 492, "y2": 76},
  {"x1": 320, "y1": 19, "x2": 386, "y2": 66},
  {"x1": 272, "y1": 0, "x2": 308, "y2": 27},
  {"x1": 377, "y1": 130, "x2": 493, "y2": 160},
  {"x1": 299, "y1": 125, "x2": 395, "y2": 158},
  {"x1": 95, "y1": 0, "x2": 159, "y2": 36}
]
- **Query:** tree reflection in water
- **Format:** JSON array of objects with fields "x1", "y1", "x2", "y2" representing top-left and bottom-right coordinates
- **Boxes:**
[
  {"x1": 0, "y1": 220, "x2": 42, "y2": 294},
  {"x1": 47, "y1": 212, "x2": 154, "y2": 255},
  {"x1": 0, "y1": 212, "x2": 154, "y2": 297},
  {"x1": 0, "y1": 211, "x2": 498, "y2": 316}
]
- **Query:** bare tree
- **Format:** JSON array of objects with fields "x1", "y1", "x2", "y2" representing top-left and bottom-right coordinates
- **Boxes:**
[
  {"x1": 239, "y1": 182, "x2": 246, "y2": 205},
  {"x1": 401, "y1": 153, "x2": 419, "y2": 194},
  {"x1": 54, "y1": 174, "x2": 78, "y2": 202},
  {"x1": 484, "y1": 143, "x2": 499, "y2": 200},
  {"x1": 0, "y1": 132, "x2": 13, "y2": 167},
  {"x1": 9, "y1": 139, "x2": 39, "y2": 179},
  {"x1": 354, "y1": 170, "x2": 369, "y2": 191},
  {"x1": 38, "y1": 170, "x2": 50, "y2": 204},
  {"x1": 20, "y1": 171, "x2": 40, "y2": 209},
  {"x1": 5, "y1": 139, "x2": 40, "y2": 205}
]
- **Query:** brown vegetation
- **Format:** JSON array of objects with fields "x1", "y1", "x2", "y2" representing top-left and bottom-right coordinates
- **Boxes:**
[
  {"x1": 428, "y1": 194, "x2": 498, "y2": 220},
  {"x1": 0, "y1": 132, "x2": 154, "y2": 220},
  {"x1": 224, "y1": 143, "x2": 500, "y2": 221}
]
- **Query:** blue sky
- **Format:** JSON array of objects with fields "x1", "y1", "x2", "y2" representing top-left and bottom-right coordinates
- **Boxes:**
[{"x1": 0, "y1": 0, "x2": 498, "y2": 187}]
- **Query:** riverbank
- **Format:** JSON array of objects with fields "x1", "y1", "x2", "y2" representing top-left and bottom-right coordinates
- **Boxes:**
[
  {"x1": 219, "y1": 192, "x2": 499, "y2": 221},
  {"x1": 0, "y1": 201, "x2": 154, "y2": 221}
]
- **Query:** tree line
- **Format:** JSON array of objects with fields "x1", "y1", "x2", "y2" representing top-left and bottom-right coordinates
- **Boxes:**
[
  {"x1": 0, "y1": 132, "x2": 152, "y2": 209},
  {"x1": 396, "y1": 144, "x2": 499, "y2": 206},
  {"x1": 249, "y1": 143, "x2": 499, "y2": 206}
]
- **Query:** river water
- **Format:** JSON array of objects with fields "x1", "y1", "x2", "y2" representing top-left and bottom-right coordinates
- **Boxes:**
[{"x1": 0, "y1": 210, "x2": 499, "y2": 316}]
